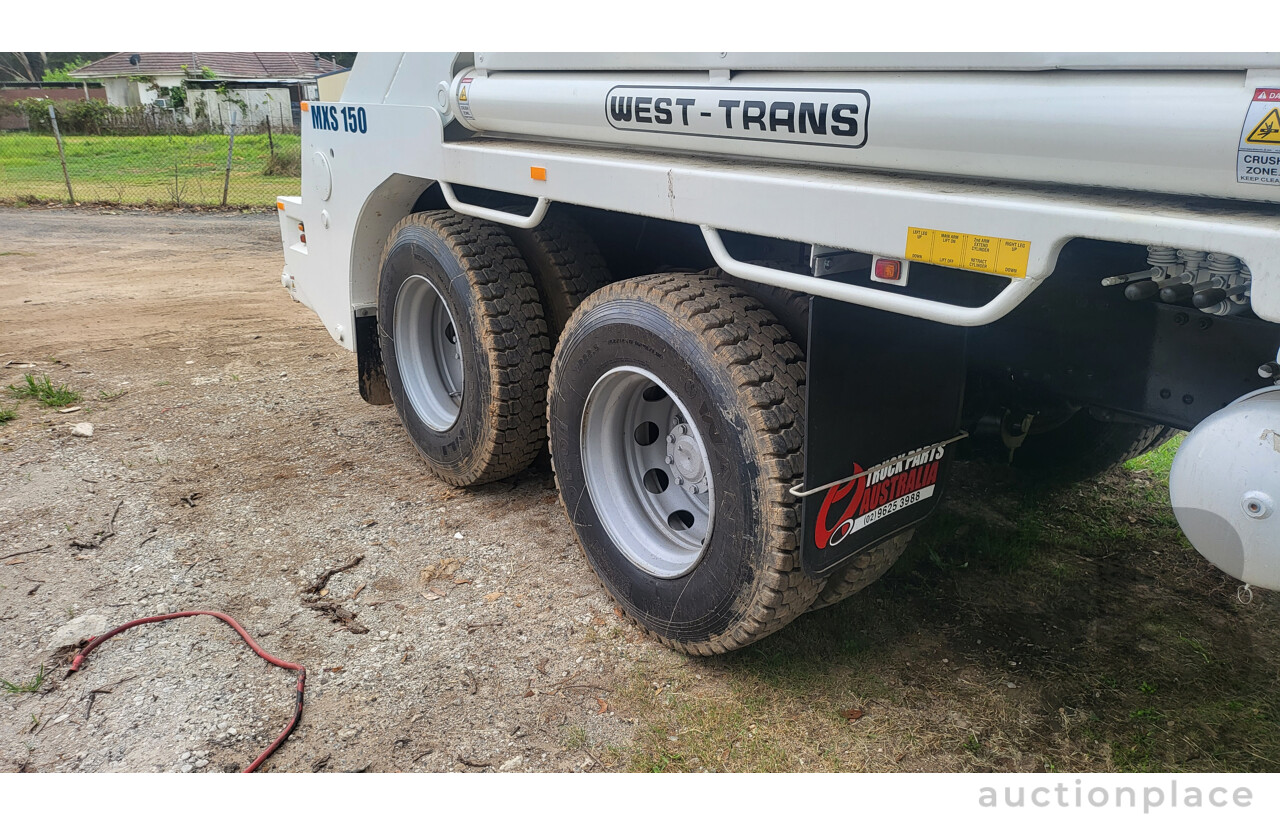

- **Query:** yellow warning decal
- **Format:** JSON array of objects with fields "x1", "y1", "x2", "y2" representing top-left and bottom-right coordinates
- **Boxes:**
[
  {"x1": 1247, "y1": 108, "x2": 1280, "y2": 144},
  {"x1": 905, "y1": 227, "x2": 1031, "y2": 278}
]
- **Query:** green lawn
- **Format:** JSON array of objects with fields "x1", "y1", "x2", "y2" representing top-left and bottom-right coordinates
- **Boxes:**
[
  {"x1": 614, "y1": 437, "x2": 1280, "y2": 773},
  {"x1": 0, "y1": 132, "x2": 300, "y2": 206}
]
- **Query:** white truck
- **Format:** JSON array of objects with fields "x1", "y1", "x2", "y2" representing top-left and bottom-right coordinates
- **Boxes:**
[{"x1": 278, "y1": 53, "x2": 1280, "y2": 655}]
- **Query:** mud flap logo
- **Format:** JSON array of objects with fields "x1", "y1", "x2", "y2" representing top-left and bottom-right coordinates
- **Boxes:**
[{"x1": 814, "y1": 444, "x2": 946, "y2": 549}]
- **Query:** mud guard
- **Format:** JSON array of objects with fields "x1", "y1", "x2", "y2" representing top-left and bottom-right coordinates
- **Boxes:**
[
  {"x1": 355, "y1": 313, "x2": 392, "y2": 405},
  {"x1": 800, "y1": 294, "x2": 968, "y2": 576}
]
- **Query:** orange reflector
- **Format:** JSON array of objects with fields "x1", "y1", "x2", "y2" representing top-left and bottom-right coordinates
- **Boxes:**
[
  {"x1": 530, "y1": 166, "x2": 547, "y2": 181},
  {"x1": 300, "y1": 102, "x2": 309, "y2": 112},
  {"x1": 276, "y1": 201, "x2": 285, "y2": 210},
  {"x1": 873, "y1": 258, "x2": 902, "y2": 281}
]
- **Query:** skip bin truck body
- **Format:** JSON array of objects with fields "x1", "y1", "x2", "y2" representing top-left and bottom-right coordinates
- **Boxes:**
[{"x1": 278, "y1": 52, "x2": 1280, "y2": 655}]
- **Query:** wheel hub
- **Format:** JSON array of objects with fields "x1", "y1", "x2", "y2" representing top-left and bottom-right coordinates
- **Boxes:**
[
  {"x1": 581, "y1": 367, "x2": 714, "y2": 579},
  {"x1": 394, "y1": 275, "x2": 464, "y2": 431},
  {"x1": 668, "y1": 425, "x2": 706, "y2": 485}
]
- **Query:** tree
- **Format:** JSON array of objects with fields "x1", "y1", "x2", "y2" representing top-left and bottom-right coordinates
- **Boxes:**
[
  {"x1": 0, "y1": 52, "x2": 110, "y2": 82},
  {"x1": 0, "y1": 52, "x2": 45, "y2": 82}
]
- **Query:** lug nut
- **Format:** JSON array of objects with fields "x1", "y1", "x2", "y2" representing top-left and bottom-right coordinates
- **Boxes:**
[{"x1": 664, "y1": 456, "x2": 673, "y2": 464}]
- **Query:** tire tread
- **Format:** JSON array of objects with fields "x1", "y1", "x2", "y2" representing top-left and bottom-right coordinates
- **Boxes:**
[
  {"x1": 378, "y1": 211, "x2": 551, "y2": 486},
  {"x1": 550, "y1": 270, "x2": 821, "y2": 656}
]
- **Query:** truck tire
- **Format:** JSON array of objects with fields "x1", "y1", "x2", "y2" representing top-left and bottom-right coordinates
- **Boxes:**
[
  {"x1": 731, "y1": 275, "x2": 812, "y2": 354},
  {"x1": 806, "y1": 530, "x2": 913, "y2": 611},
  {"x1": 376, "y1": 211, "x2": 551, "y2": 486},
  {"x1": 1011, "y1": 412, "x2": 1177, "y2": 485},
  {"x1": 508, "y1": 211, "x2": 613, "y2": 339},
  {"x1": 548, "y1": 272, "x2": 821, "y2": 655}
]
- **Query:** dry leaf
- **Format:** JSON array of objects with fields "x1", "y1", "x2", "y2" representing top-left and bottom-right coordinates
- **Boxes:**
[
  {"x1": 453, "y1": 578, "x2": 471, "y2": 585},
  {"x1": 523, "y1": 689, "x2": 535, "y2": 698},
  {"x1": 420, "y1": 557, "x2": 464, "y2": 585},
  {"x1": 840, "y1": 708, "x2": 864, "y2": 721},
  {"x1": 484, "y1": 591, "x2": 503, "y2": 602},
  {"x1": 319, "y1": 588, "x2": 329, "y2": 597},
  {"x1": 5, "y1": 558, "x2": 25, "y2": 566},
  {"x1": 596, "y1": 697, "x2": 609, "y2": 714}
]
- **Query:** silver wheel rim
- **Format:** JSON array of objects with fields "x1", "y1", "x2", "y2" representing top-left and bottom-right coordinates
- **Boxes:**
[
  {"x1": 581, "y1": 367, "x2": 714, "y2": 579},
  {"x1": 394, "y1": 275, "x2": 464, "y2": 431}
]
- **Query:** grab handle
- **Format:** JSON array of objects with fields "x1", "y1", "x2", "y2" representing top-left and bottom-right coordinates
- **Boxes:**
[
  {"x1": 438, "y1": 181, "x2": 550, "y2": 230},
  {"x1": 700, "y1": 225, "x2": 1043, "y2": 328}
]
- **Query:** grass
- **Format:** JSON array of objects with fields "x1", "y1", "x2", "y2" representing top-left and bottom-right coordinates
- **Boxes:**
[
  {"x1": 0, "y1": 132, "x2": 300, "y2": 206},
  {"x1": 0, "y1": 405, "x2": 15, "y2": 424},
  {"x1": 1, "y1": 665, "x2": 46, "y2": 694},
  {"x1": 615, "y1": 434, "x2": 1280, "y2": 773},
  {"x1": 7, "y1": 373, "x2": 81, "y2": 407}
]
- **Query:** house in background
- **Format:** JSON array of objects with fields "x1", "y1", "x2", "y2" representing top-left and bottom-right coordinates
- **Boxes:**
[
  {"x1": 69, "y1": 52, "x2": 341, "y2": 128},
  {"x1": 316, "y1": 67, "x2": 351, "y2": 102}
]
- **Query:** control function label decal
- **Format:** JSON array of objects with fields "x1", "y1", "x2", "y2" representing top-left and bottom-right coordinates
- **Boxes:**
[
  {"x1": 904, "y1": 227, "x2": 1031, "y2": 279},
  {"x1": 1238, "y1": 89, "x2": 1280, "y2": 187},
  {"x1": 605, "y1": 86, "x2": 869, "y2": 149}
]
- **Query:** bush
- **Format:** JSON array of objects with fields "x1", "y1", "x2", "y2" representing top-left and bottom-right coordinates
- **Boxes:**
[
  {"x1": 9, "y1": 98, "x2": 123, "y2": 135},
  {"x1": 262, "y1": 151, "x2": 301, "y2": 177}
]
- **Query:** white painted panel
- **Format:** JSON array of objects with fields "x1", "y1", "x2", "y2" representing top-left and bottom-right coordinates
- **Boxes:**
[
  {"x1": 451, "y1": 69, "x2": 1276, "y2": 204},
  {"x1": 477, "y1": 52, "x2": 1280, "y2": 72}
]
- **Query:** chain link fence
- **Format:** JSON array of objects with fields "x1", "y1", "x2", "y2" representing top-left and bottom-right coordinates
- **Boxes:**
[{"x1": 0, "y1": 100, "x2": 300, "y2": 208}]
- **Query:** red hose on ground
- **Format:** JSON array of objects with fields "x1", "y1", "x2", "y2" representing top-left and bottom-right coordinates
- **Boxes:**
[{"x1": 69, "y1": 610, "x2": 306, "y2": 773}]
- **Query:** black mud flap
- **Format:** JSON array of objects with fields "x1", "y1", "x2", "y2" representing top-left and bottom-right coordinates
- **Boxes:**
[
  {"x1": 800, "y1": 295, "x2": 968, "y2": 576},
  {"x1": 356, "y1": 314, "x2": 392, "y2": 405}
]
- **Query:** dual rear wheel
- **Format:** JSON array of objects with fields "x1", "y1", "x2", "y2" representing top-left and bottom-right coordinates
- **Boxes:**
[{"x1": 376, "y1": 209, "x2": 902, "y2": 653}]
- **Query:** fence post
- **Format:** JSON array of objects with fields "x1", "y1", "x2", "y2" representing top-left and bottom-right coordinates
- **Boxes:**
[
  {"x1": 48, "y1": 105, "x2": 75, "y2": 203},
  {"x1": 221, "y1": 109, "x2": 238, "y2": 207}
]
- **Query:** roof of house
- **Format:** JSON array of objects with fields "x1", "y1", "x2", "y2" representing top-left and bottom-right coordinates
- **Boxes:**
[{"x1": 70, "y1": 53, "x2": 342, "y2": 80}]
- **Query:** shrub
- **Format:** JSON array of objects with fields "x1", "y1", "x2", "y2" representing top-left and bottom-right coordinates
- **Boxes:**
[{"x1": 262, "y1": 151, "x2": 301, "y2": 177}]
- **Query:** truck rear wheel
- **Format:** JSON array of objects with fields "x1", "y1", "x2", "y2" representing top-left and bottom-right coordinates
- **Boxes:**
[
  {"x1": 508, "y1": 211, "x2": 613, "y2": 339},
  {"x1": 377, "y1": 211, "x2": 551, "y2": 486},
  {"x1": 807, "y1": 530, "x2": 913, "y2": 611},
  {"x1": 548, "y1": 272, "x2": 821, "y2": 655},
  {"x1": 1010, "y1": 411, "x2": 1177, "y2": 485}
]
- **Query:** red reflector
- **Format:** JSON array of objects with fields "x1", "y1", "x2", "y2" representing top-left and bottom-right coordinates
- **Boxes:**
[{"x1": 874, "y1": 258, "x2": 902, "y2": 281}]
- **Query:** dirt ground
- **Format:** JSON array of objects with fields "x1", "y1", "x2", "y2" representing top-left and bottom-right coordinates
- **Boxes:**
[
  {"x1": 0, "y1": 206, "x2": 652, "y2": 773},
  {"x1": 2, "y1": 206, "x2": 1278, "y2": 774}
]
